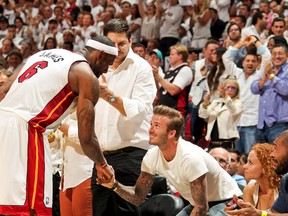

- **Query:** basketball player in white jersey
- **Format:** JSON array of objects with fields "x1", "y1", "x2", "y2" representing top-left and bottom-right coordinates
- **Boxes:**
[{"x1": 0, "y1": 35, "x2": 117, "y2": 216}]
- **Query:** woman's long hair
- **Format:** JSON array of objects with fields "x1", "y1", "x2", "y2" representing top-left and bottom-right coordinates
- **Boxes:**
[{"x1": 207, "y1": 47, "x2": 226, "y2": 95}]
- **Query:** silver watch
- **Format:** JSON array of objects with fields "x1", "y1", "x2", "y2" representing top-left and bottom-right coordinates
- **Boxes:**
[{"x1": 108, "y1": 95, "x2": 116, "y2": 103}]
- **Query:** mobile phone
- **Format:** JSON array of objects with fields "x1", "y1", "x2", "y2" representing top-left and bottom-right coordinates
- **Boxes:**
[{"x1": 226, "y1": 199, "x2": 240, "y2": 210}]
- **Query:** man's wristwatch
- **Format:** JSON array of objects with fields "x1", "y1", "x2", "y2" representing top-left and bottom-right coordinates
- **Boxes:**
[
  {"x1": 269, "y1": 73, "x2": 275, "y2": 80},
  {"x1": 253, "y1": 39, "x2": 259, "y2": 44},
  {"x1": 108, "y1": 94, "x2": 116, "y2": 103},
  {"x1": 111, "y1": 180, "x2": 119, "y2": 192}
]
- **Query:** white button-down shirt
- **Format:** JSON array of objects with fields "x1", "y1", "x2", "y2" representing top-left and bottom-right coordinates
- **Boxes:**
[
  {"x1": 222, "y1": 45, "x2": 271, "y2": 126},
  {"x1": 95, "y1": 49, "x2": 157, "y2": 151}
]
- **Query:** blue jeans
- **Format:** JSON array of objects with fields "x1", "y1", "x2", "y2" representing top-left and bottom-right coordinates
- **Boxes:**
[
  {"x1": 235, "y1": 126, "x2": 257, "y2": 154},
  {"x1": 176, "y1": 203, "x2": 226, "y2": 216},
  {"x1": 256, "y1": 122, "x2": 288, "y2": 143}
]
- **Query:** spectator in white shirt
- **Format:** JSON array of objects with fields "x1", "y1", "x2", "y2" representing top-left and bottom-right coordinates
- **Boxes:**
[
  {"x1": 222, "y1": 35, "x2": 271, "y2": 154},
  {"x1": 241, "y1": 11, "x2": 268, "y2": 41}
]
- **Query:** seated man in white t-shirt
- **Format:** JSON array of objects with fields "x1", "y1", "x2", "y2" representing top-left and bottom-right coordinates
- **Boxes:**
[{"x1": 101, "y1": 105, "x2": 242, "y2": 216}]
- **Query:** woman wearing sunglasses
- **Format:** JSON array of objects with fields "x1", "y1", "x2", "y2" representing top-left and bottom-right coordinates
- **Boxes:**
[{"x1": 199, "y1": 77, "x2": 243, "y2": 150}]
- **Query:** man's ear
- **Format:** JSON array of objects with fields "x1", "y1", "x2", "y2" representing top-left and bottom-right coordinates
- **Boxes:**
[
  {"x1": 98, "y1": 50, "x2": 106, "y2": 61},
  {"x1": 168, "y1": 130, "x2": 176, "y2": 138}
]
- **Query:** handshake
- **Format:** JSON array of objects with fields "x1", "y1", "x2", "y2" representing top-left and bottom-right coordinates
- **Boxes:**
[{"x1": 96, "y1": 163, "x2": 117, "y2": 190}]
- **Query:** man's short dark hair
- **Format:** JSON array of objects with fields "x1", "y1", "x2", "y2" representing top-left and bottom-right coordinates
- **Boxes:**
[
  {"x1": 7, "y1": 24, "x2": 16, "y2": 29},
  {"x1": 48, "y1": 19, "x2": 58, "y2": 25},
  {"x1": 252, "y1": 11, "x2": 264, "y2": 25},
  {"x1": 82, "y1": 5, "x2": 91, "y2": 13},
  {"x1": 14, "y1": 16, "x2": 24, "y2": 24},
  {"x1": 271, "y1": 16, "x2": 285, "y2": 27},
  {"x1": 147, "y1": 39, "x2": 160, "y2": 49},
  {"x1": 204, "y1": 39, "x2": 218, "y2": 48},
  {"x1": 103, "y1": 18, "x2": 132, "y2": 40},
  {"x1": 63, "y1": 41, "x2": 74, "y2": 51},
  {"x1": 227, "y1": 149, "x2": 241, "y2": 162},
  {"x1": 235, "y1": 14, "x2": 247, "y2": 26},
  {"x1": 6, "y1": 50, "x2": 23, "y2": 61},
  {"x1": 272, "y1": 43, "x2": 288, "y2": 53},
  {"x1": 227, "y1": 22, "x2": 242, "y2": 34},
  {"x1": 132, "y1": 43, "x2": 145, "y2": 50},
  {"x1": 270, "y1": 35, "x2": 288, "y2": 48},
  {"x1": 3, "y1": 38, "x2": 14, "y2": 48}
]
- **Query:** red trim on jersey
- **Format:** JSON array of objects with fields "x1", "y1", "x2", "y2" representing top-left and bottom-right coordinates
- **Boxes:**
[
  {"x1": 27, "y1": 125, "x2": 50, "y2": 215},
  {"x1": 177, "y1": 85, "x2": 191, "y2": 118},
  {"x1": 0, "y1": 84, "x2": 76, "y2": 216},
  {"x1": 0, "y1": 126, "x2": 50, "y2": 216},
  {"x1": 30, "y1": 84, "x2": 77, "y2": 131}
]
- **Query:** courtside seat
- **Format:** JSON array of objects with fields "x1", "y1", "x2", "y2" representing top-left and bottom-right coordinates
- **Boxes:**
[{"x1": 139, "y1": 193, "x2": 184, "y2": 216}]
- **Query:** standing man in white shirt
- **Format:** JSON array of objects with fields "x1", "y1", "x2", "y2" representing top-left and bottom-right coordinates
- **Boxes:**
[
  {"x1": 91, "y1": 19, "x2": 156, "y2": 216},
  {"x1": 241, "y1": 11, "x2": 268, "y2": 40},
  {"x1": 222, "y1": 35, "x2": 271, "y2": 153}
]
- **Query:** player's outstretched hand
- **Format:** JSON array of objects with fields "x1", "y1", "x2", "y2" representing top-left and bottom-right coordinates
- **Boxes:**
[{"x1": 96, "y1": 163, "x2": 114, "y2": 184}]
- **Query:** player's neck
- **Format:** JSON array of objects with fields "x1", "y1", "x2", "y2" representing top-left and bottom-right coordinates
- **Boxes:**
[{"x1": 77, "y1": 48, "x2": 89, "y2": 59}]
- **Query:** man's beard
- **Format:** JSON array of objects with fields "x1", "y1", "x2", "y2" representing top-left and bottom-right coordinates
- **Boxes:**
[
  {"x1": 275, "y1": 156, "x2": 288, "y2": 175},
  {"x1": 149, "y1": 133, "x2": 168, "y2": 147},
  {"x1": 91, "y1": 64, "x2": 104, "y2": 78},
  {"x1": 231, "y1": 36, "x2": 241, "y2": 42}
]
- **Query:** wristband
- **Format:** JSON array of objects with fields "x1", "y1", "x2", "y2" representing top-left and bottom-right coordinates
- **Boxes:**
[
  {"x1": 101, "y1": 162, "x2": 108, "y2": 168},
  {"x1": 47, "y1": 132, "x2": 55, "y2": 140},
  {"x1": 111, "y1": 180, "x2": 119, "y2": 192},
  {"x1": 253, "y1": 39, "x2": 259, "y2": 44},
  {"x1": 261, "y1": 211, "x2": 268, "y2": 216}
]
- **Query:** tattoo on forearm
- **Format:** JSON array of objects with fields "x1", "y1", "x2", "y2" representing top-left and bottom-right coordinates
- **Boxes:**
[
  {"x1": 78, "y1": 106, "x2": 90, "y2": 126},
  {"x1": 116, "y1": 172, "x2": 154, "y2": 206},
  {"x1": 191, "y1": 174, "x2": 208, "y2": 216},
  {"x1": 137, "y1": 172, "x2": 154, "y2": 189},
  {"x1": 77, "y1": 103, "x2": 104, "y2": 164}
]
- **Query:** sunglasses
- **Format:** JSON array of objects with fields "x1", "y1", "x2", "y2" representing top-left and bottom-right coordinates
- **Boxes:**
[{"x1": 225, "y1": 86, "x2": 237, "y2": 91}]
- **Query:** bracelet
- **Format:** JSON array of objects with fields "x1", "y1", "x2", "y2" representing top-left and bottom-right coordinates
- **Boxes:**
[
  {"x1": 156, "y1": 76, "x2": 162, "y2": 82},
  {"x1": 47, "y1": 132, "x2": 55, "y2": 140},
  {"x1": 111, "y1": 180, "x2": 119, "y2": 192},
  {"x1": 101, "y1": 162, "x2": 108, "y2": 168},
  {"x1": 261, "y1": 211, "x2": 268, "y2": 216}
]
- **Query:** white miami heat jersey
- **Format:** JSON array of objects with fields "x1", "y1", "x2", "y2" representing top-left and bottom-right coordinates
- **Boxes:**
[
  {"x1": 0, "y1": 49, "x2": 87, "y2": 216},
  {"x1": 0, "y1": 48, "x2": 87, "y2": 129}
]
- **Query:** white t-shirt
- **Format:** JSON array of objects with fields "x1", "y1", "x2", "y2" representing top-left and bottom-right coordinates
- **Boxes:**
[
  {"x1": 141, "y1": 139, "x2": 243, "y2": 205},
  {"x1": 168, "y1": 63, "x2": 193, "y2": 90}
]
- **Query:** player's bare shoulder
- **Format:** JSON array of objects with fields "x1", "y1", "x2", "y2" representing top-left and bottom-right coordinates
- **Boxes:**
[{"x1": 68, "y1": 61, "x2": 99, "y2": 96}]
